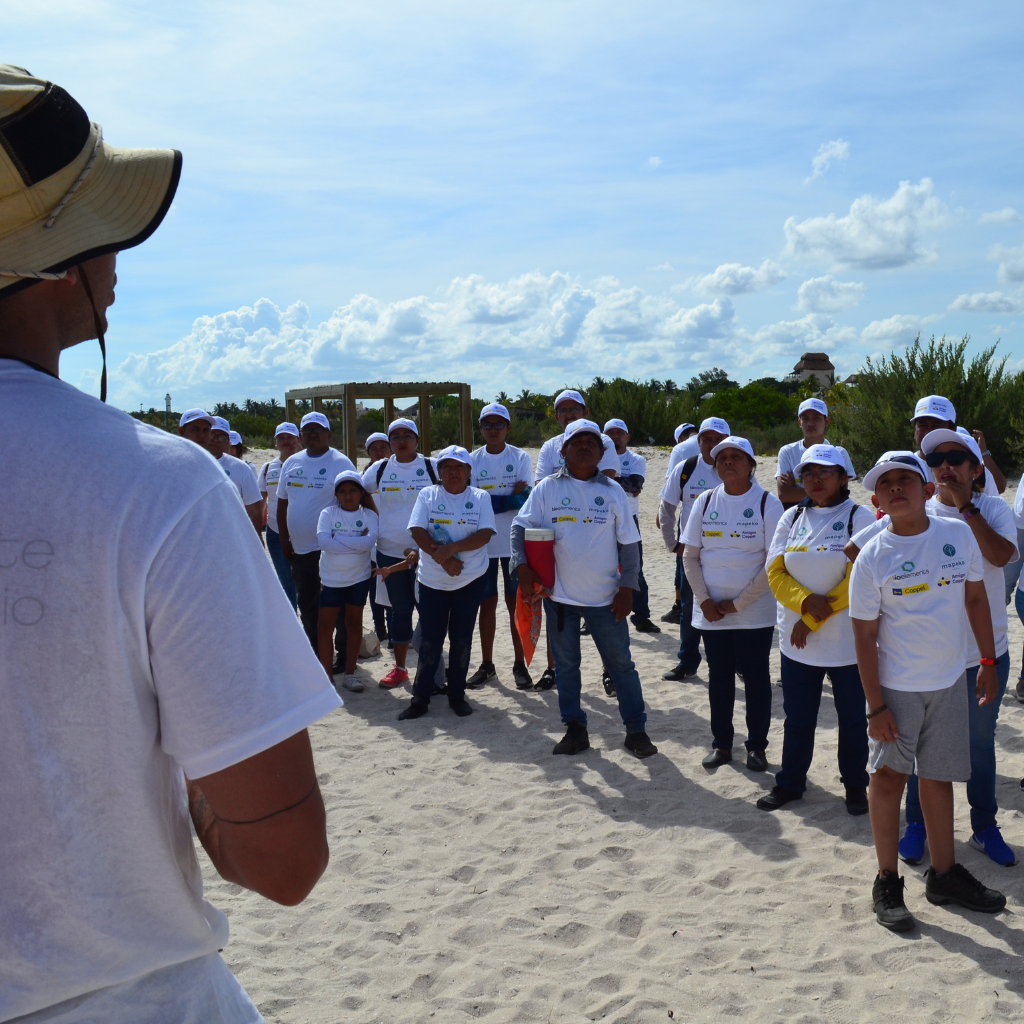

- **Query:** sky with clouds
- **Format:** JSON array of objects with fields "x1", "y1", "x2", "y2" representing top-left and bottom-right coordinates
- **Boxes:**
[{"x1": 9, "y1": 1, "x2": 1024, "y2": 408}]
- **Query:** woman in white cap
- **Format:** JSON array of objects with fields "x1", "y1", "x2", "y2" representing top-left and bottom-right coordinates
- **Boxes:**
[
  {"x1": 364, "y1": 431, "x2": 392, "y2": 468},
  {"x1": 316, "y1": 471, "x2": 379, "y2": 693},
  {"x1": 666, "y1": 422, "x2": 699, "y2": 475},
  {"x1": 362, "y1": 431, "x2": 393, "y2": 642},
  {"x1": 776, "y1": 398, "x2": 856, "y2": 509},
  {"x1": 680, "y1": 436, "x2": 783, "y2": 770},
  {"x1": 362, "y1": 418, "x2": 439, "y2": 688},
  {"x1": 911, "y1": 395, "x2": 1005, "y2": 494},
  {"x1": 398, "y1": 445, "x2": 496, "y2": 720},
  {"x1": 259, "y1": 421, "x2": 302, "y2": 610},
  {"x1": 758, "y1": 444, "x2": 875, "y2": 814}
]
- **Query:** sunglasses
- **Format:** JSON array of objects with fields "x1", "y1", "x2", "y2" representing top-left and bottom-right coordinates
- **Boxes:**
[{"x1": 924, "y1": 450, "x2": 975, "y2": 468}]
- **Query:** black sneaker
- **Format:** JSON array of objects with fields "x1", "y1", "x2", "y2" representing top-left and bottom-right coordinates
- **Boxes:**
[
  {"x1": 663, "y1": 662, "x2": 700, "y2": 681},
  {"x1": 631, "y1": 616, "x2": 662, "y2": 634},
  {"x1": 872, "y1": 872, "x2": 914, "y2": 931},
  {"x1": 924, "y1": 863, "x2": 1006, "y2": 913},
  {"x1": 624, "y1": 732, "x2": 658, "y2": 758},
  {"x1": 552, "y1": 722, "x2": 590, "y2": 755},
  {"x1": 756, "y1": 785, "x2": 801, "y2": 811},
  {"x1": 535, "y1": 667, "x2": 556, "y2": 691},
  {"x1": 512, "y1": 662, "x2": 533, "y2": 690},
  {"x1": 660, "y1": 601, "x2": 682, "y2": 623},
  {"x1": 448, "y1": 698, "x2": 473, "y2": 717},
  {"x1": 602, "y1": 671, "x2": 617, "y2": 697},
  {"x1": 845, "y1": 785, "x2": 869, "y2": 816},
  {"x1": 466, "y1": 661, "x2": 496, "y2": 689},
  {"x1": 745, "y1": 749, "x2": 768, "y2": 772}
]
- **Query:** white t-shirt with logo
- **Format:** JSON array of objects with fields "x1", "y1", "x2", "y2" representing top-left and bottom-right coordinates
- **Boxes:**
[
  {"x1": 316, "y1": 505, "x2": 379, "y2": 587},
  {"x1": 469, "y1": 444, "x2": 535, "y2": 558},
  {"x1": 775, "y1": 439, "x2": 857, "y2": 488},
  {"x1": 535, "y1": 431, "x2": 619, "y2": 480},
  {"x1": 767, "y1": 499, "x2": 876, "y2": 666},
  {"x1": 216, "y1": 452, "x2": 261, "y2": 505},
  {"x1": 0, "y1": 360, "x2": 341, "y2": 1023},
  {"x1": 849, "y1": 517, "x2": 985, "y2": 691},
  {"x1": 615, "y1": 448, "x2": 646, "y2": 517},
  {"x1": 258, "y1": 457, "x2": 283, "y2": 532},
  {"x1": 362, "y1": 454, "x2": 439, "y2": 559},
  {"x1": 407, "y1": 485, "x2": 496, "y2": 591},
  {"x1": 512, "y1": 473, "x2": 640, "y2": 607},
  {"x1": 660, "y1": 456, "x2": 722, "y2": 544},
  {"x1": 279, "y1": 448, "x2": 357, "y2": 555},
  {"x1": 667, "y1": 435, "x2": 701, "y2": 476},
  {"x1": 680, "y1": 482, "x2": 784, "y2": 630}
]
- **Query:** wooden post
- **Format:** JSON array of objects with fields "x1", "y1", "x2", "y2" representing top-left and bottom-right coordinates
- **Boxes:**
[
  {"x1": 459, "y1": 384, "x2": 473, "y2": 450},
  {"x1": 383, "y1": 397, "x2": 395, "y2": 428},
  {"x1": 286, "y1": 397, "x2": 297, "y2": 426},
  {"x1": 419, "y1": 393, "x2": 432, "y2": 455},
  {"x1": 344, "y1": 383, "x2": 358, "y2": 464}
]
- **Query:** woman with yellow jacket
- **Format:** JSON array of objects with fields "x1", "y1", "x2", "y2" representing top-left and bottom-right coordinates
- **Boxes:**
[{"x1": 759, "y1": 444, "x2": 875, "y2": 815}]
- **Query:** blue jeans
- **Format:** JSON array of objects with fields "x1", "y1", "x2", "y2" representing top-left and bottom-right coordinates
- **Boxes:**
[
  {"x1": 411, "y1": 576, "x2": 486, "y2": 705},
  {"x1": 1016, "y1": 586, "x2": 1024, "y2": 680},
  {"x1": 701, "y1": 626, "x2": 774, "y2": 751},
  {"x1": 377, "y1": 551, "x2": 417, "y2": 644},
  {"x1": 676, "y1": 557, "x2": 702, "y2": 672},
  {"x1": 905, "y1": 651, "x2": 1011, "y2": 832},
  {"x1": 266, "y1": 527, "x2": 297, "y2": 610},
  {"x1": 1002, "y1": 527, "x2": 1024, "y2": 605},
  {"x1": 544, "y1": 599, "x2": 647, "y2": 733},
  {"x1": 776, "y1": 656, "x2": 868, "y2": 793}
]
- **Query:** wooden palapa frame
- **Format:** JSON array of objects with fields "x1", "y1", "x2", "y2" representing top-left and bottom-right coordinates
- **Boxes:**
[{"x1": 283, "y1": 381, "x2": 473, "y2": 463}]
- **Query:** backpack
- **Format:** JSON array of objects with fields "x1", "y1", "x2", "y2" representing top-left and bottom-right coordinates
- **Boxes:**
[
  {"x1": 790, "y1": 497, "x2": 860, "y2": 536},
  {"x1": 678, "y1": 455, "x2": 700, "y2": 503},
  {"x1": 376, "y1": 455, "x2": 437, "y2": 488},
  {"x1": 702, "y1": 488, "x2": 769, "y2": 521}
]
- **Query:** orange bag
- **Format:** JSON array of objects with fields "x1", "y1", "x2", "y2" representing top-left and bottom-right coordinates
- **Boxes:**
[{"x1": 515, "y1": 582, "x2": 547, "y2": 666}]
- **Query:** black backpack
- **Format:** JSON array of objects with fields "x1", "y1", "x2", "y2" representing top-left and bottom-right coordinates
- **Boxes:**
[
  {"x1": 790, "y1": 496, "x2": 859, "y2": 536},
  {"x1": 376, "y1": 455, "x2": 437, "y2": 488},
  {"x1": 678, "y1": 455, "x2": 700, "y2": 503}
]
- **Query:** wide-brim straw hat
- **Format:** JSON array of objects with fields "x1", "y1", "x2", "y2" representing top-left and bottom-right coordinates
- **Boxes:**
[{"x1": 0, "y1": 64, "x2": 180, "y2": 294}]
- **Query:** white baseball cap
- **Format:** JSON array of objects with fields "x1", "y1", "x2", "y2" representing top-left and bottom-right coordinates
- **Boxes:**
[
  {"x1": 798, "y1": 398, "x2": 829, "y2": 418},
  {"x1": 228, "y1": 431, "x2": 242, "y2": 446},
  {"x1": 697, "y1": 416, "x2": 730, "y2": 438},
  {"x1": 709, "y1": 435, "x2": 755, "y2": 461},
  {"x1": 333, "y1": 470, "x2": 365, "y2": 489},
  {"x1": 910, "y1": 395, "x2": 956, "y2": 423},
  {"x1": 275, "y1": 421, "x2": 300, "y2": 437},
  {"x1": 479, "y1": 402, "x2": 511, "y2": 423},
  {"x1": 920, "y1": 428, "x2": 983, "y2": 463},
  {"x1": 603, "y1": 418, "x2": 629, "y2": 433},
  {"x1": 179, "y1": 408, "x2": 214, "y2": 428},
  {"x1": 364, "y1": 431, "x2": 389, "y2": 448},
  {"x1": 210, "y1": 416, "x2": 230, "y2": 435},
  {"x1": 554, "y1": 389, "x2": 586, "y2": 410},
  {"x1": 435, "y1": 444, "x2": 473, "y2": 466},
  {"x1": 562, "y1": 418, "x2": 603, "y2": 445},
  {"x1": 674, "y1": 423, "x2": 697, "y2": 443},
  {"x1": 862, "y1": 450, "x2": 930, "y2": 491},
  {"x1": 798, "y1": 443, "x2": 845, "y2": 469},
  {"x1": 387, "y1": 417, "x2": 419, "y2": 437},
  {"x1": 300, "y1": 411, "x2": 330, "y2": 431}
]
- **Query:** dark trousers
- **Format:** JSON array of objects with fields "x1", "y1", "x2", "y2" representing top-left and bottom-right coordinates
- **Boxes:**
[
  {"x1": 630, "y1": 517, "x2": 650, "y2": 620},
  {"x1": 411, "y1": 576, "x2": 486, "y2": 706},
  {"x1": 775, "y1": 655, "x2": 868, "y2": 793},
  {"x1": 376, "y1": 551, "x2": 417, "y2": 644},
  {"x1": 702, "y1": 626, "x2": 774, "y2": 751},
  {"x1": 676, "y1": 556, "x2": 702, "y2": 672},
  {"x1": 368, "y1": 560, "x2": 391, "y2": 640},
  {"x1": 289, "y1": 550, "x2": 344, "y2": 658},
  {"x1": 266, "y1": 527, "x2": 298, "y2": 610}
]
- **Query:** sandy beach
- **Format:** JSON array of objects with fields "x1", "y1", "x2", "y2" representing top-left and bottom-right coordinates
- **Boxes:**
[{"x1": 211, "y1": 447, "x2": 1024, "y2": 1023}]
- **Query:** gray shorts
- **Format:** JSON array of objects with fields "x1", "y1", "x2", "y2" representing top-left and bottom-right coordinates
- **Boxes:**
[{"x1": 867, "y1": 673, "x2": 970, "y2": 781}]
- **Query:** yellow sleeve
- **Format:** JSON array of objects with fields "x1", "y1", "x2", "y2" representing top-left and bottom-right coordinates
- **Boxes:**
[
  {"x1": 766, "y1": 554, "x2": 813, "y2": 614},
  {"x1": 798, "y1": 561, "x2": 853, "y2": 632}
]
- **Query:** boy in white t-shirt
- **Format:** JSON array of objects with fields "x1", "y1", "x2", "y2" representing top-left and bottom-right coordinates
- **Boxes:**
[
  {"x1": 849, "y1": 451, "x2": 1005, "y2": 931},
  {"x1": 258, "y1": 421, "x2": 302, "y2": 610},
  {"x1": 776, "y1": 398, "x2": 856, "y2": 509}
]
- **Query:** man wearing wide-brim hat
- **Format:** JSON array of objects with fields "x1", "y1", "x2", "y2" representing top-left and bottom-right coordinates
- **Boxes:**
[{"x1": 0, "y1": 66, "x2": 340, "y2": 1021}]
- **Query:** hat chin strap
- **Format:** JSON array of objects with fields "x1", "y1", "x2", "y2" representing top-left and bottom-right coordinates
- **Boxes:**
[{"x1": 76, "y1": 263, "x2": 107, "y2": 403}]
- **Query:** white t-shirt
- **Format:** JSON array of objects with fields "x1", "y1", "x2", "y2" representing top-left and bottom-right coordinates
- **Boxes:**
[
  {"x1": 535, "y1": 431, "x2": 619, "y2": 480},
  {"x1": 667, "y1": 435, "x2": 700, "y2": 476},
  {"x1": 849, "y1": 517, "x2": 985, "y2": 691},
  {"x1": 1013, "y1": 477, "x2": 1024, "y2": 529},
  {"x1": 767, "y1": 500, "x2": 876, "y2": 666},
  {"x1": 216, "y1": 452, "x2": 261, "y2": 505},
  {"x1": 279, "y1": 448, "x2": 356, "y2": 555},
  {"x1": 362, "y1": 454, "x2": 439, "y2": 558},
  {"x1": 775, "y1": 439, "x2": 857, "y2": 488},
  {"x1": 258, "y1": 457, "x2": 283, "y2": 532},
  {"x1": 407, "y1": 485, "x2": 496, "y2": 591},
  {"x1": 680, "y1": 482, "x2": 784, "y2": 630},
  {"x1": 614, "y1": 448, "x2": 646, "y2": 517},
  {"x1": 659, "y1": 455, "x2": 722, "y2": 545},
  {"x1": 0, "y1": 360, "x2": 341, "y2": 1023},
  {"x1": 512, "y1": 472, "x2": 640, "y2": 607},
  {"x1": 316, "y1": 505, "x2": 379, "y2": 587},
  {"x1": 469, "y1": 444, "x2": 535, "y2": 558}
]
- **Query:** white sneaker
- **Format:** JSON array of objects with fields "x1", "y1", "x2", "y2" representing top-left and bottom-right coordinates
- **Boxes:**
[{"x1": 344, "y1": 674, "x2": 364, "y2": 692}]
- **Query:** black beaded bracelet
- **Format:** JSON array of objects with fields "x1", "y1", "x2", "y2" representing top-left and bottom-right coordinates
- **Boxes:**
[{"x1": 866, "y1": 703, "x2": 888, "y2": 720}]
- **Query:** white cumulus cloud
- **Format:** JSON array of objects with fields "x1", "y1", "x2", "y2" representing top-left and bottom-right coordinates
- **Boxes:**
[
  {"x1": 783, "y1": 179, "x2": 946, "y2": 270},
  {"x1": 991, "y1": 244, "x2": 1024, "y2": 284},
  {"x1": 688, "y1": 259, "x2": 786, "y2": 296},
  {"x1": 860, "y1": 313, "x2": 941, "y2": 348},
  {"x1": 980, "y1": 207, "x2": 1020, "y2": 224},
  {"x1": 949, "y1": 290, "x2": 1022, "y2": 313},
  {"x1": 796, "y1": 275, "x2": 866, "y2": 313},
  {"x1": 805, "y1": 139, "x2": 849, "y2": 183}
]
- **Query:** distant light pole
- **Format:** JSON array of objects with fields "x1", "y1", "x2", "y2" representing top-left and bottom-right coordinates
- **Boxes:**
[{"x1": 164, "y1": 393, "x2": 171, "y2": 426}]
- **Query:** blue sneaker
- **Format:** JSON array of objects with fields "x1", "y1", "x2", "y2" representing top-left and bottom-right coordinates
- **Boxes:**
[
  {"x1": 969, "y1": 826, "x2": 1017, "y2": 867},
  {"x1": 899, "y1": 822, "x2": 927, "y2": 865}
]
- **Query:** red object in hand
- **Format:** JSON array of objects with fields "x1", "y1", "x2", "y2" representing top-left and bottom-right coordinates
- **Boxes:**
[{"x1": 524, "y1": 528, "x2": 556, "y2": 588}]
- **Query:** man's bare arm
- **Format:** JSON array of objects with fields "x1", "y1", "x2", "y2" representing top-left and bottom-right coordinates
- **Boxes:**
[{"x1": 244, "y1": 501, "x2": 263, "y2": 538}]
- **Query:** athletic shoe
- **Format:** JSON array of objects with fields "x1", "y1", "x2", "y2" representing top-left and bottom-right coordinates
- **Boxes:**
[
  {"x1": 552, "y1": 722, "x2": 590, "y2": 755},
  {"x1": 745, "y1": 749, "x2": 768, "y2": 772},
  {"x1": 660, "y1": 601, "x2": 682, "y2": 623},
  {"x1": 968, "y1": 826, "x2": 1017, "y2": 867},
  {"x1": 466, "y1": 661, "x2": 496, "y2": 689},
  {"x1": 663, "y1": 662, "x2": 700, "y2": 681},
  {"x1": 872, "y1": 872, "x2": 914, "y2": 931},
  {"x1": 397, "y1": 701, "x2": 428, "y2": 720},
  {"x1": 513, "y1": 662, "x2": 533, "y2": 690},
  {"x1": 602, "y1": 671, "x2": 617, "y2": 697},
  {"x1": 580, "y1": 621, "x2": 591, "y2": 636},
  {"x1": 624, "y1": 732, "x2": 658, "y2": 758},
  {"x1": 845, "y1": 785, "x2": 869, "y2": 816},
  {"x1": 756, "y1": 785, "x2": 801, "y2": 811},
  {"x1": 449, "y1": 698, "x2": 473, "y2": 717},
  {"x1": 924, "y1": 863, "x2": 1006, "y2": 912},
  {"x1": 898, "y1": 822, "x2": 927, "y2": 865},
  {"x1": 343, "y1": 674, "x2": 364, "y2": 692},
  {"x1": 535, "y1": 667, "x2": 556, "y2": 691},
  {"x1": 379, "y1": 665, "x2": 409, "y2": 688},
  {"x1": 630, "y1": 616, "x2": 662, "y2": 634},
  {"x1": 702, "y1": 748, "x2": 732, "y2": 768},
  {"x1": 1015, "y1": 677, "x2": 1024, "y2": 703}
]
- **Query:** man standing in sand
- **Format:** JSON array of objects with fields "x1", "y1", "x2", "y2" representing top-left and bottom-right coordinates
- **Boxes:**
[
  {"x1": 209, "y1": 414, "x2": 264, "y2": 535},
  {"x1": 0, "y1": 66, "x2": 340, "y2": 1021}
]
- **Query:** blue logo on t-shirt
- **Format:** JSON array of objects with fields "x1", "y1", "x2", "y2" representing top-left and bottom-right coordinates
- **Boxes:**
[
  {"x1": 466, "y1": 501, "x2": 474, "y2": 509},
  {"x1": 833, "y1": 521, "x2": 845, "y2": 531},
  {"x1": 561, "y1": 497, "x2": 571, "y2": 506},
  {"x1": 319, "y1": 468, "x2": 326, "y2": 474},
  {"x1": 438, "y1": 503, "x2": 446, "y2": 511},
  {"x1": 594, "y1": 496, "x2": 605, "y2": 506},
  {"x1": 416, "y1": 468, "x2": 425, "y2": 476},
  {"x1": 709, "y1": 511, "x2": 719, "y2": 520},
  {"x1": 743, "y1": 507, "x2": 753, "y2": 518},
  {"x1": 943, "y1": 544, "x2": 956, "y2": 557},
  {"x1": 356, "y1": 520, "x2": 363, "y2": 527},
  {"x1": 902, "y1": 561, "x2": 915, "y2": 572},
  {"x1": 480, "y1": 469, "x2": 489, "y2": 477},
  {"x1": 506, "y1": 464, "x2": 514, "y2": 472}
]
